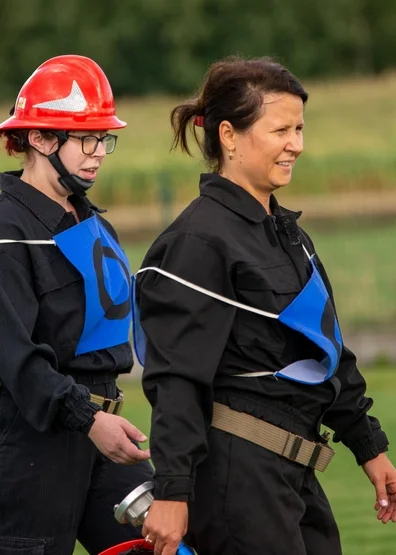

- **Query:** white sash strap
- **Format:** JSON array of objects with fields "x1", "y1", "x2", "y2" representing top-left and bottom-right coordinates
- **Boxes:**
[
  {"x1": 302, "y1": 244, "x2": 313, "y2": 260},
  {"x1": 137, "y1": 245, "x2": 315, "y2": 381},
  {"x1": 135, "y1": 266, "x2": 279, "y2": 320},
  {"x1": 233, "y1": 371, "x2": 275, "y2": 378},
  {"x1": 0, "y1": 240, "x2": 56, "y2": 245}
]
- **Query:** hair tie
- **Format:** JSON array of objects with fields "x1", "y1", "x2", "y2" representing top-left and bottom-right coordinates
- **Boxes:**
[{"x1": 194, "y1": 115, "x2": 204, "y2": 127}]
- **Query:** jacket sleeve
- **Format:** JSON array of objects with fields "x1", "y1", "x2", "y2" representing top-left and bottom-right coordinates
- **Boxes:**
[
  {"x1": 138, "y1": 232, "x2": 236, "y2": 501},
  {"x1": 300, "y1": 229, "x2": 389, "y2": 465},
  {"x1": 0, "y1": 250, "x2": 100, "y2": 434}
]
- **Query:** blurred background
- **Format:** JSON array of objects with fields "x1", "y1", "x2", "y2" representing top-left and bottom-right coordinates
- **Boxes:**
[{"x1": 0, "y1": 1, "x2": 395, "y2": 553}]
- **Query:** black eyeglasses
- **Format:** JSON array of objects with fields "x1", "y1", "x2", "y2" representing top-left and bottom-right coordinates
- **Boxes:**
[{"x1": 67, "y1": 133, "x2": 118, "y2": 155}]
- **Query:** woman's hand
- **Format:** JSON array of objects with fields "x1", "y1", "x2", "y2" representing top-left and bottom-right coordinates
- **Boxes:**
[
  {"x1": 142, "y1": 500, "x2": 188, "y2": 555},
  {"x1": 362, "y1": 453, "x2": 396, "y2": 523},
  {"x1": 88, "y1": 411, "x2": 150, "y2": 464}
]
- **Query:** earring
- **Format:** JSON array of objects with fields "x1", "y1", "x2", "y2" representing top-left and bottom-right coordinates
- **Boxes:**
[{"x1": 229, "y1": 149, "x2": 235, "y2": 160}]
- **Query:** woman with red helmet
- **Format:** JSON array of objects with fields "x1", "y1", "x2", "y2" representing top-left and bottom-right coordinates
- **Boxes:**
[{"x1": 0, "y1": 55, "x2": 153, "y2": 555}]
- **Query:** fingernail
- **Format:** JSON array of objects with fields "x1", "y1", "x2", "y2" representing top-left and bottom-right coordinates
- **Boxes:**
[
  {"x1": 140, "y1": 435, "x2": 147, "y2": 442},
  {"x1": 379, "y1": 499, "x2": 389, "y2": 507}
]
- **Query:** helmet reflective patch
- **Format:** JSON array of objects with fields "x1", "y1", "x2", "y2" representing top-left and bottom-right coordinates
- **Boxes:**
[
  {"x1": 32, "y1": 81, "x2": 87, "y2": 112},
  {"x1": 17, "y1": 97, "x2": 26, "y2": 109}
]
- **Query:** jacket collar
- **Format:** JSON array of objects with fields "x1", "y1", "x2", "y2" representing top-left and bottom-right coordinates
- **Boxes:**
[
  {"x1": 199, "y1": 173, "x2": 301, "y2": 222},
  {"x1": 0, "y1": 170, "x2": 103, "y2": 233}
]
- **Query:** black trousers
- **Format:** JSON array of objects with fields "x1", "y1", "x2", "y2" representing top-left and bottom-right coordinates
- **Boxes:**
[
  {"x1": 0, "y1": 378, "x2": 153, "y2": 555},
  {"x1": 186, "y1": 405, "x2": 342, "y2": 555}
]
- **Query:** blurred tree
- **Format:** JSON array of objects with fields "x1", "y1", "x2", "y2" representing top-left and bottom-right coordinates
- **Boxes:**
[{"x1": 0, "y1": 0, "x2": 396, "y2": 99}]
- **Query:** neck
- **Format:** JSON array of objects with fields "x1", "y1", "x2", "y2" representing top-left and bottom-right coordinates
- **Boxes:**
[
  {"x1": 21, "y1": 166, "x2": 70, "y2": 210},
  {"x1": 219, "y1": 170, "x2": 272, "y2": 214}
]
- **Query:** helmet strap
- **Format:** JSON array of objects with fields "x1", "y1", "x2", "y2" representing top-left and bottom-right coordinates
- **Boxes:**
[
  {"x1": 47, "y1": 151, "x2": 95, "y2": 198},
  {"x1": 33, "y1": 130, "x2": 95, "y2": 198}
]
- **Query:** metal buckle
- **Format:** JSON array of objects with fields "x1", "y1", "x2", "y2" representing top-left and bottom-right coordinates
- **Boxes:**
[
  {"x1": 112, "y1": 396, "x2": 124, "y2": 415},
  {"x1": 98, "y1": 393, "x2": 124, "y2": 415}
]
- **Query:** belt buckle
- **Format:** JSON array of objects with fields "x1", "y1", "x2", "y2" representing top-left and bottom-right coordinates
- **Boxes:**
[
  {"x1": 113, "y1": 391, "x2": 124, "y2": 415},
  {"x1": 102, "y1": 391, "x2": 124, "y2": 416}
]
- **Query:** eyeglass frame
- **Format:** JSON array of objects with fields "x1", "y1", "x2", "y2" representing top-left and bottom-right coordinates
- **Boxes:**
[{"x1": 66, "y1": 132, "x2": 118, "y2": 155}]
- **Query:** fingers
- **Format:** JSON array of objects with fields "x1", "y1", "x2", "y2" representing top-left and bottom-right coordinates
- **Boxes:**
[
  {"x1": 107, "y1": 439, "x2": 150, "y2": 465},
  {"x1": 120, "y1": 440, "x2": 151, "y2": 463},
  {"x1": 162, "y1": 543, "x2": 179, "y2": 555},
  {"x1": 141, "y1": 534, "x2": 179, "y2": 555},
  {"x1": 373, "y1": 478, "x2": 390, "y2": 522},
  {"x1": 374, "y1": 492, "x2": 396, "y2": 523},
  {"x1": 373, "y1": 479, "x2": 389, "y2": 510},
  {"x1": 121, "y1": 419, "x2": 148, "y2": 443},
  {"x1": 89, "y1": 412, "x2": 151, "y2": 464},
  {"x1": 153, "y1": 539, "x2": 165, "y2": 555},
  {"x1": 142, "y1": 526, "x2": 183, "y2": 555},
  {"x1": 375, "y1": 496, "x2": 396, "y2": 523},
  {"x1": 152, "y1": 536, "x2": 180, "y2": 555},
  {"x1": 141, "y1": 500, "x2": 188, "y2": 554}
]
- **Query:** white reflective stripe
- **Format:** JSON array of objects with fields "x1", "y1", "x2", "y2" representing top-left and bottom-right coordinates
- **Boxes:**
[
  {"x1": 32, "y1": 81, "x2": 87, "y2": 113},
  {"x1": 302, "y1": 244, "x2": 313, "y2": 260},
  {"x1": 135, "y1": 266, "x2": 279, "y2": 319},
  {"x1": 0, "y1": 239, "x2": 56, "y2": 244},
  {"x1": 233, "y1": 371, "x2": 275, "y2": 378}
]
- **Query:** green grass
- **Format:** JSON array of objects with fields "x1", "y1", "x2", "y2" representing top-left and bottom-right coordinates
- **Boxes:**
[
  {"x1": 303, "y1": 222, "x2": 396, "y2": 331},
  {"x1": 3, "y1": 72, "x2": 396, "y2": 204},
  {"x1": 73, "y1": 368, "x2": 396, "y2": 555}
]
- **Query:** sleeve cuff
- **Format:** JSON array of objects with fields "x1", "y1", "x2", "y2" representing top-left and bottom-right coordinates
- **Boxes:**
[
  {"x1": 153, "y1": 475, "x2": 195, "y2": 501},
  {"x1": 343, "y1": 429, "x2": 389, "y2": 466},
  {"x1": 54, "y1": 384, "x2": 102, "y2": 433}
]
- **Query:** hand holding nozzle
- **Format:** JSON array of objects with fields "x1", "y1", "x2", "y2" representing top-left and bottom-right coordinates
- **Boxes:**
[{"x1": 114, "y1": 482, "x2": 194, "y2": 555}]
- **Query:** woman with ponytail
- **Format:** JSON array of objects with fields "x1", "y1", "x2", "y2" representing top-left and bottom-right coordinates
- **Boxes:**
[{"x1": 136, "y1": 56, "x2": 396, "y2": 555}]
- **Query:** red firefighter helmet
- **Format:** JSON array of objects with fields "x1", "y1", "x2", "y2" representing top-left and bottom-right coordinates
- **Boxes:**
[
  {"x1": 99, "y1": 539, "x2": 154, "y2": 555},
  {"x1": 0, "y1": 54, "x2": 126, "y2": 130}
]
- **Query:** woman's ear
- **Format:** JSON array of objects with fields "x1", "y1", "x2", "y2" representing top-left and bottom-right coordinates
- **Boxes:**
[
  {"x1": 218, "y1": 120, "x2": 236, "y2": 152},
  {"x1": 27, "y1": 130, "x2": 45, "y2": 154},
  {"x1": 27, "y1": 130, "x2": 58, "y2": 155}
]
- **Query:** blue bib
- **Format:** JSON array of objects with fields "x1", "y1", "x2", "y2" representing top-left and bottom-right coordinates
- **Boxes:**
[
  {"x1": 131, "y1": 249, "x2": 343, "y2": 385},
  {"x1": 275, "y1": 255, "x2": 342, "y2": 384},
  {"x1": 54, "y1": 216, "x2": 132, "y2": 355}
]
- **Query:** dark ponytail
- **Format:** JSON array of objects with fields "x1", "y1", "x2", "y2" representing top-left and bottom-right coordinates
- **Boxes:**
[
  {"x1": 170, "y1": 100, "x2": 202, "y2": 156},
  {"x1": 170, "y1": 55, "x2": 308, "y2": 172}
]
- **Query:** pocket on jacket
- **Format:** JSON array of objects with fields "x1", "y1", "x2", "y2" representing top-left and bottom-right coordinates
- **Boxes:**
[
  {"x1": 235, "y1": 263, "x2": 301, "y2": 295},
  {"x1": 34, "y1": 251, "x2": 83, "y2": 297},
  {"x1": 235, "y1": 263, "x2": 301, "y2": 350}
]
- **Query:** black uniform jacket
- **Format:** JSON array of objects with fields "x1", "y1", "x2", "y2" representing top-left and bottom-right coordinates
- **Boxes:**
[
  {"x1": 138, "y1": 173, "x2": 389, "y2": 501},
  {"x1": 0, "y1": 171, "x2": 133, "y2": 434}
]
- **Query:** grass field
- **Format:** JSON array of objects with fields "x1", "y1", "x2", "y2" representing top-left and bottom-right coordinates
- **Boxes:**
[
  {"x1": 73, "y1": 368, "x2": 396, "y2": 555},
  {"x1": 2, "y1": 72, "x2": 396, "y2": 204}
]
